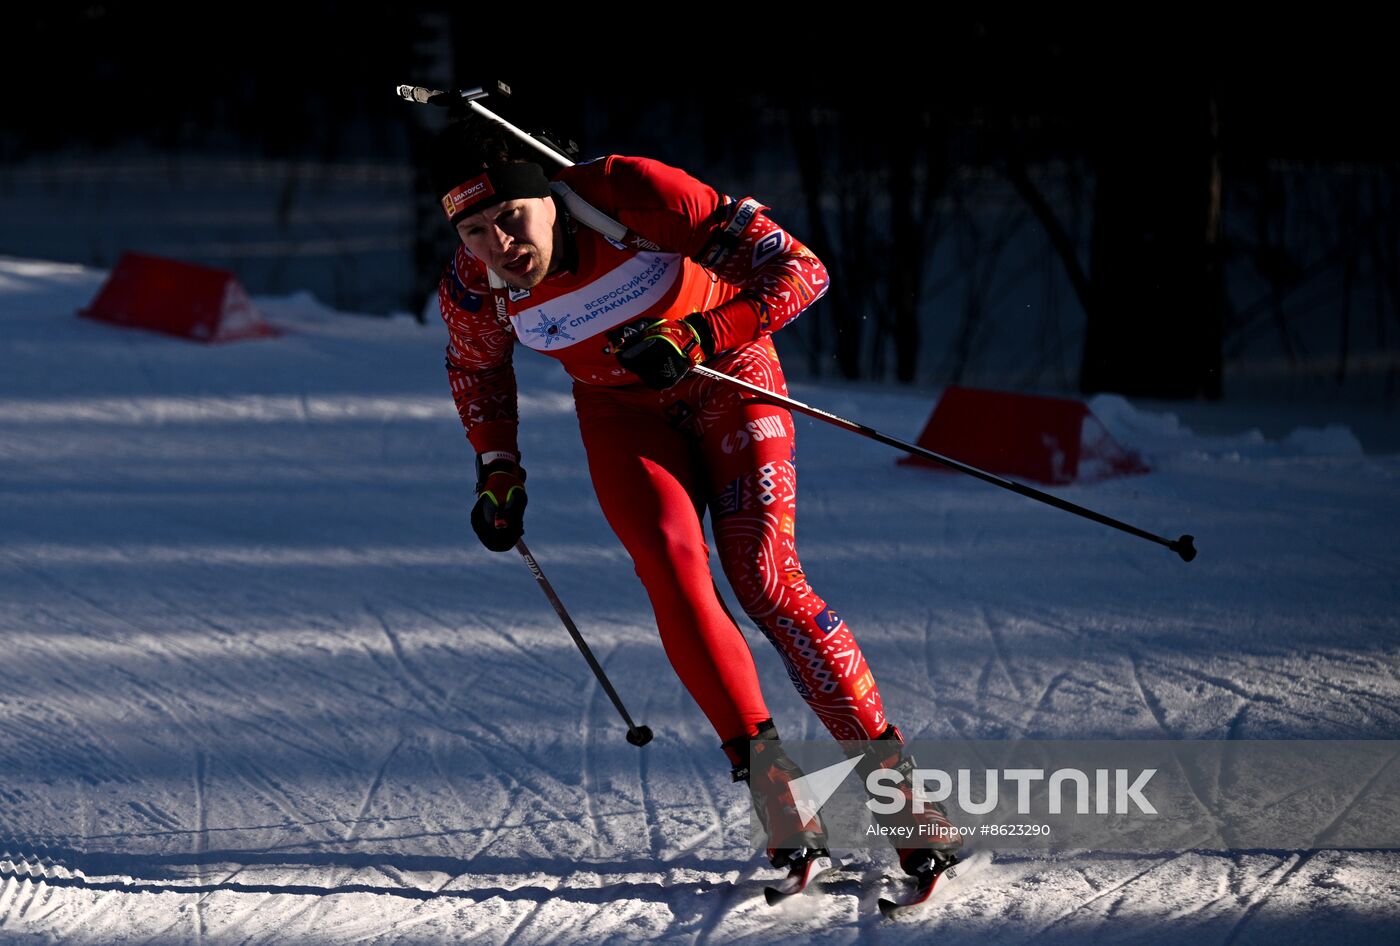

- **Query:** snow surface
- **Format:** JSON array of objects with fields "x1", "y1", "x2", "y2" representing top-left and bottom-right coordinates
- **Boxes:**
[{"x1": 1, "y1": 256, "x2": 1398, "y2": 944}]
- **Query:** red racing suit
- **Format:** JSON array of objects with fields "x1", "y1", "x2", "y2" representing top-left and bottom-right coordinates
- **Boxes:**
[{"x1": 438, "y1": 155, "x2": 891, "y2": 750}]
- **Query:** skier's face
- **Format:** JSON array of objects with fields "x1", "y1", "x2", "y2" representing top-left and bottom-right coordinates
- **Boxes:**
[{"x1": 456, "y1": 196, "x2": 559, "y2": 289}]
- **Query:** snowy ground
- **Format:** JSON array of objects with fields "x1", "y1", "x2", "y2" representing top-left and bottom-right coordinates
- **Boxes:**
[{"x1": 1, "y1": 256, "x2": 1398, "y2": 944}]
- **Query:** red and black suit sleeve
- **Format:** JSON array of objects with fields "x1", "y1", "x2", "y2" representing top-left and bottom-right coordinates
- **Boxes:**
[{"x1": 438, "y1": 245, "x2": 520, "y2": 459}]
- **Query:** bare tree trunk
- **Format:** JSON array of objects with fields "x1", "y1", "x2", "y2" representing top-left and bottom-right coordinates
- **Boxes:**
[
  {"x1": 887, "y1": 115, "x2": 951, "y2": 383},
  {"x1": 790, "y1": 110, "x2": 858, "y2": 378},
  {"x1": 1080, "y1": 87, "x2": 1225, "y2": 399},
  {"x1": 1006, "y1": 156, "x2": 1094, "y2": 323}
]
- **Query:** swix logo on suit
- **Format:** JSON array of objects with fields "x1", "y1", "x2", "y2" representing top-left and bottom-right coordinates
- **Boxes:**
[{"x1": 721, "y1": 414, "x2": 790, "y2": 454}]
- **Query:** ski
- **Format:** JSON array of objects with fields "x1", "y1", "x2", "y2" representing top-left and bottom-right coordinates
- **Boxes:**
[
  {"x1": 877, "y1": 850, "x2": 973, "y2": 919},
  {"x1": 763, "y1": 850, "x2": 837, "y2": 905}
]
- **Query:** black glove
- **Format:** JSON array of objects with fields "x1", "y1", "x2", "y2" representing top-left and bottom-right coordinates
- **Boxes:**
[
  {"x1": 615, "y1": 313, "x2": 716, "y2": 389},
  {"x1": 471, "y1": 455, "x2": 527, "y2": 552}
]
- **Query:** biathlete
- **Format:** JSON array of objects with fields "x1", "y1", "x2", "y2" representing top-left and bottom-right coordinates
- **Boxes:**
[{"x1": 428, "y1": 114, "x2": 959, "y2": 877}]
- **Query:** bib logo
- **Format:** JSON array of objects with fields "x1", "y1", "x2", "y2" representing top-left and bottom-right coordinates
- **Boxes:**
[
  {"x1": 721, "y1": 415, "x2": 788, "y2": 454},
  {"x1": 522, "y1": 311, "x2": 576, "y2": 348}
]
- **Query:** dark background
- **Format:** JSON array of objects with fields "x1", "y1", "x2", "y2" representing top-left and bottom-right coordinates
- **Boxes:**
[{"x1": 3, "y1": 5, "x2": 1396, "y2": 402}]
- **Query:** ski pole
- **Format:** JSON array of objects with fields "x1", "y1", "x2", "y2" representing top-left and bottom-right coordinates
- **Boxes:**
[
  {"x1": 690, "y1": 365, "x2": 1197, "y2": 563},
  {"x1": 515, "y1": 540, "x2": 654, "y2": 746}
]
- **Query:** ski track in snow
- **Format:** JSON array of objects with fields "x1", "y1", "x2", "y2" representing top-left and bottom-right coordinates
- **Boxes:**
[{"x1": 2, "y1": 259, "x2": 1399, "y2": 943}]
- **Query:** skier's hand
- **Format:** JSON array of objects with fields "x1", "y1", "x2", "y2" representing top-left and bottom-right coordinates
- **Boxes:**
[
  {"x1": 615, "y1": 314, "x2": 714, "y2": 390},
  {"x1": 471, "y1": 455, "x2": 527, "y2": 552}
]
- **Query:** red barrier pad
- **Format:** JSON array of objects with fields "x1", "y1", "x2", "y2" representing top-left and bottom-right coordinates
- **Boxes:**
[
  {"x1": 80, "y1": 252, "x2": 279, "y2": 343},
  {"x1": 899, "y1": 386, "x2": 1149, "y2": 484}
]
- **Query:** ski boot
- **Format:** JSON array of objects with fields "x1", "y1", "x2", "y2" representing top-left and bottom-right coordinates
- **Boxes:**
[
  {"x1": 728, "y1": 716, "x2": 834, "y2": 901},
  {"x1": 856, "y1": 724, "x2": 963, "y2": 878},
  {"x1": 724, "y1": 718, "x2": 829, "y2": 869},
  {"x1": 725, "y1": 719, "x2": 836, "y2": 902}
]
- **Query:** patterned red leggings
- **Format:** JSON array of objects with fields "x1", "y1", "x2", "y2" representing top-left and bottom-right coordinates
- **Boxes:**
[{"x1": 574, "y1": 337, "x2": 888, "y2": 750}]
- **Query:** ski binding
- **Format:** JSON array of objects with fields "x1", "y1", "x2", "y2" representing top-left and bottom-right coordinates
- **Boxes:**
[
  {"x1": 763, "y1": 849, "x2": 837, "y2": 904},
  {"x1": 877, "y1": 851, "x2": 964, "y2": 918}
]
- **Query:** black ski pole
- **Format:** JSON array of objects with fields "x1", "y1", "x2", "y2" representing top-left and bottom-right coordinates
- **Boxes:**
[
  {"x1": 690, "y1": 365, "x2": 1197, "y2": 563},
  {"x1": 515, "y1": 540, "x2": 654, "y2": 746}
]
